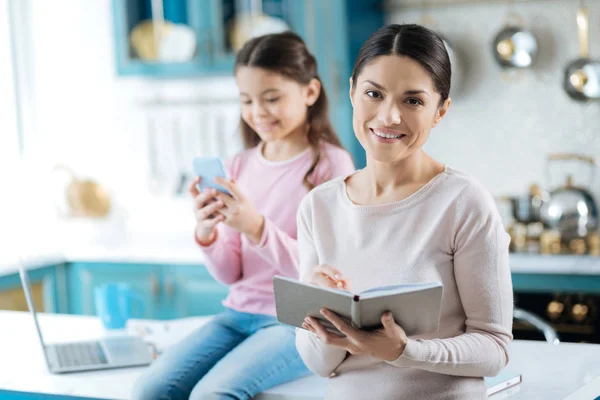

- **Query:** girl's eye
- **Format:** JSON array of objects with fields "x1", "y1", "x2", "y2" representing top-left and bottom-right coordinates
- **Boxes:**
[
  {"x1": 240, "y1": 99, "x2": 251, "y2": 105},
  {"x1": 266, "y1": 97, "x2": 280, "y2": 103},
  {"x1": 365, "y1": 90, "x2": 382, "y2": 99},
  {"x1": 406, "y1": 98, "x2": 423, "y2": 106}
]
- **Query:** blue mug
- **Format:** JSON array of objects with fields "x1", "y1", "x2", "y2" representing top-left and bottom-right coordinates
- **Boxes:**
[{"x1": 94, "y1": 283, "x2": 144, "y2": 330}]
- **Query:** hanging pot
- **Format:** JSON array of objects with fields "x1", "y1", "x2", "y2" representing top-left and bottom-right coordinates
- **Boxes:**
[
  {"x1": 563, "y1": 6, "x2": 600, "y2": 101},
  {"x1": 539, "y1": 154, "x2": 599, "y2": 242},
  {"x1": 492, "y1": 12, "x2": 538, "y2": 69}
]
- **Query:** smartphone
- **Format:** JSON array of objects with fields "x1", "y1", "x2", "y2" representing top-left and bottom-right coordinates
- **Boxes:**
[{"x1": 192, "y1": 157, "x2": 231, "y2": 196}]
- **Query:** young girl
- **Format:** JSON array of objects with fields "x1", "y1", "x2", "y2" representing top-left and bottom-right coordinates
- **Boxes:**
[
  {"x1": 131, "y1": 32, "x2": 355, "y2": 400},
  {"x1": 296, "y1": 24, "x2": 513, "y2": 399}
]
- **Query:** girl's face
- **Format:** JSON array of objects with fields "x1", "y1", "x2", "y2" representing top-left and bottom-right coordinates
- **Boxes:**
[
  {"x1": 236, "y1": 67, "x2": 319, "y2": 143},
  {"x1": 350, "y1": 55, "x2": 450, "y2": 164}
]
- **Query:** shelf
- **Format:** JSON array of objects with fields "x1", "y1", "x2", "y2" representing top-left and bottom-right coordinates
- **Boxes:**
[{"x1": 386, "y1": 0, "x2": 546, "y2": 11}]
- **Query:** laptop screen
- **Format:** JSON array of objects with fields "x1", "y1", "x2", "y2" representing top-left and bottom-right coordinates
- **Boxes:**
[{"x1": 18, "y1": 261, "x2": 51, "y2": 364}]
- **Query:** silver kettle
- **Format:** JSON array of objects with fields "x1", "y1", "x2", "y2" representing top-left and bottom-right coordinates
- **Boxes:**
[{"x1": 540, "y1": 154, "x2": 598, "y2": 242}]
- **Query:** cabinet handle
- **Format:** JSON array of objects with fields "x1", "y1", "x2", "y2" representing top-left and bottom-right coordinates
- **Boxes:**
[
  {"x1": 166, "y1": 278, "x2": 174, "y2": 298},
  {"x1": 151, "y1": 275, "x2": 159, "y2": 297}
]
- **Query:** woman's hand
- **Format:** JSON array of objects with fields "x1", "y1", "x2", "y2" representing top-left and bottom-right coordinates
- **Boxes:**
[
  {"x1": 189, "y1": 177, "x2": 226, "y2": 244},
  {"x1": 307, "y1": 264, "x2": 351, "y2": 291},
  {"x1": 303, "y1": 310, "x2": 408, "y2": 362},
  {"x1": 213, "y1": 177, "x2": 265, "y2": 244}
]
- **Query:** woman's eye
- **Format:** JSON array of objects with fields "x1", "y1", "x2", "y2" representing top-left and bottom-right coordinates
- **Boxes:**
[
  {"x1": 406, "y1": 98, "x2": 423, "y2": 106},
  {"x1": 266, "y1": 97, "x2": 280, "y2": 103},
  {"x1": 240, "y1": 99, "x2": 251, "y2": 105},
  {"x1": 365, "y1": 90, "x2": 382, "y2": 99}
]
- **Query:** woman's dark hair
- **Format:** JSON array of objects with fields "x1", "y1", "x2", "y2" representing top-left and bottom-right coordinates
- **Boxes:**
[
  {"x1": 235, "y1": 31, "x2": 343, "y2": 190},
  {"x1": 351, "y1": 24, "x2": 451, "y2": 105}
]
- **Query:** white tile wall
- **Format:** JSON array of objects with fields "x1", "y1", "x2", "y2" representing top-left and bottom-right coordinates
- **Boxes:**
[{"x1": 388, "y1": 0, "x2": 600, "y2": 200}]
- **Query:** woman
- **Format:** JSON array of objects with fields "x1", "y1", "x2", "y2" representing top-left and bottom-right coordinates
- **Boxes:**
[{"x1": 295, "y1": 24, "x2": 513, "y2": 399}]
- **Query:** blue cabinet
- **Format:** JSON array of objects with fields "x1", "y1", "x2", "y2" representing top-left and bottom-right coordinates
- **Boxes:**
[
  {"x1": 161, "y1": 265, "x2": 228, "y2": 319},
  {"x1": 65, "y1": 262, "x2": 228, "y2": 320},
  {"x1": 112, "y1": 0, "x2": 305, "y2": 77},
  {"x1": 112, "y1": 0, "x2": 211, "y2": 76},
  {"x1": 302, "y1": 0, "x2": 384, "y2": 168},
  {"x1": 0, "y1": 264, "x2": 66, "y2": 314},
  {"x1": 67, "y1": 262, "x2": 163, "y2": 318}
]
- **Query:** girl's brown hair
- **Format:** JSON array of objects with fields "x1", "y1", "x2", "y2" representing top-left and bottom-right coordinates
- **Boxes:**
[{"x1": 235, "y1": 31, "x2": 343, "y2": 190}]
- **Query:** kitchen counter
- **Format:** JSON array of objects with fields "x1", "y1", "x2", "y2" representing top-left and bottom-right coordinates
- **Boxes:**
[
  {"x1": 1, "y1": 310, "x2": 600, "y2": 400},
  {"x1": 2, "y1": 238, "x2": 600, "y2": 277}
]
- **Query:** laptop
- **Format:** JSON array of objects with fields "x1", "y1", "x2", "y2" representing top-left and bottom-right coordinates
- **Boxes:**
[{"x1": 18, "y1": 263, "x2": 154, "y2": 373}]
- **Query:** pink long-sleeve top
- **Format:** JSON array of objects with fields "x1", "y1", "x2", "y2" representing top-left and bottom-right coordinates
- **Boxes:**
[{"x1": 197, "y1": 141, "x2": 355, "y2": 316}]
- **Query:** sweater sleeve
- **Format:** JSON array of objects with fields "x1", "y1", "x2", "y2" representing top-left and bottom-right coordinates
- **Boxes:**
[
  {"x1": 198, "y1": 222, "x2": 243, "y2": 285},
  {"x1": 387, "y1": 184, "x2": 514, "y2": 377},
  {"x1": 245, "y1": 146, "x2": 356, "y2": 278},
  {"x1": 295, "y1": 196, "x2": 348, "y2": 377},
  {"x1": 245, "y1": 217, "x2": 300, "y2": 278}
]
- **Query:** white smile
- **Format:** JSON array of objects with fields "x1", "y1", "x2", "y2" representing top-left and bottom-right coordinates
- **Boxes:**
[{"x1": 372, "y1": 129, "x2": 406, "y2": 139}]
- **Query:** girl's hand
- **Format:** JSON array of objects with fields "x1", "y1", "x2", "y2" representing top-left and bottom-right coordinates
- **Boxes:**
[
  {"x1": 303, "y1": 310, "x2": 408, "y2": 362},
  {"x1": 189, "y1": 177, "x2": 226, "y2": 243},
  {"x1": 308, "y1": 264, "x2": 351, "y2": 291},
  {"x1": 213, "y1": 177, "x2": 265, "y2": 244}
]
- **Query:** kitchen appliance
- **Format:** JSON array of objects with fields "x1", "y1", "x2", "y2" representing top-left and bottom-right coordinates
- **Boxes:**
[
  {"x1": 514, "y1": 291, "x2": 600, "y2": 344},
  {"x1": 492, "y1": 12, "x2": 538, "y2": 69},
  {"x1": 501, "y1": 183, "x2": 549, "y2": 224},
  {"x1": 563, "y1": 5, "x2": 600, "y2": 101},
  {"x1": 539, "y1": 153, "x2": 599, "y2": 242}
]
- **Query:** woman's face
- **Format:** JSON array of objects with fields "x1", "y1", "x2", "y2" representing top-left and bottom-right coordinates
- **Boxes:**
[
  {"x1": 236, "y1": 66, "x2": 319, "y2": 142},
  {"x1": 350, "y1": 55, "x2": 450, "y2": 164}
]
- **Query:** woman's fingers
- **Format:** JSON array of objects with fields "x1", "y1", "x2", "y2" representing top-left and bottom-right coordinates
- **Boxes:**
[
  {"x1": 311, "y1": 264, "x2": 350, "y2": 290},
  {"x1": 310, "y1": 272, "x2": 340, "y2": 289}
]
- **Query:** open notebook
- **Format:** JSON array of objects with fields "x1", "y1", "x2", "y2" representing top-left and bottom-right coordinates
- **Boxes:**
[{"x1": 273, "y1": 276, "x2": 443, "y2": 336}]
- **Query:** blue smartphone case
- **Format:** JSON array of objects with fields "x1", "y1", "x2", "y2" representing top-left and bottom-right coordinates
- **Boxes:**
[{"x1": 192, "y1": 157, "x2": 231, "y2": 196}]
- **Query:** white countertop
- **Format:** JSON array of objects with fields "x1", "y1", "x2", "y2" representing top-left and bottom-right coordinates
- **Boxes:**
[{"x1": 1, "y1": 310, "x2": 600, "y2": 400}]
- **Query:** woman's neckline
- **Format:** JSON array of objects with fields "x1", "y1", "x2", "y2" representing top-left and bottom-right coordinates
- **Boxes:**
[{"x1": 340, "y1": 165, "x2": 451, "y2": 212}]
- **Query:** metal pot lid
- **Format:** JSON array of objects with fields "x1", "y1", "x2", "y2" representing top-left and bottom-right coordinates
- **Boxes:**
[
  {"x1": 567, "y1": 62, "x2": 600, "y2": 98},
  {"x1": 493, "y1": 26, "x2": 538, "y2": 68}
]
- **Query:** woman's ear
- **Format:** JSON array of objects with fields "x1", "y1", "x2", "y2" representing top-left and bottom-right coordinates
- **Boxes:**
[
  {"x1": 305, "y1": 78, "x2": 321, "y2": 107},
  {"x1": 433, "y1": 97, "x2": 451, "y2": 127}
]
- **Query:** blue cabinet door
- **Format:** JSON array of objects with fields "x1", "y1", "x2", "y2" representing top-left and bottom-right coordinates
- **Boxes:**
[
  {"x1": 307, "y1": 0, "x2": 384, "y2": 168},
  {"x1": 112, "y1": 0, "x2": 213, "y2": 77},
  {"x1": 0, "y1": 265, "x2": 65, "y2": 314},
  {"x1": 162, "y1": 265, "x2": 229, "y2": 318},
  {"x1": 113, "y1": 0, "x2": 307, "y2": 77},
  {"x1": 204, "y1": 0, "x2": 307, "y2": 74},
  {"x1": 67, "y1": 262, "x2": 162, "y2": 319}
]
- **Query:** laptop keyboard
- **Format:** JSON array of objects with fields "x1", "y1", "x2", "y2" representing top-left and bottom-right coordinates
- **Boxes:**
[{"x1": 54, "y1": 341, "x2": 108, "y2": 368}]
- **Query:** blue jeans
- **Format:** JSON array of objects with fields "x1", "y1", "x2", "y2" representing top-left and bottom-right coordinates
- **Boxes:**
[{"x1": 131, "y1": 308, "x2": 310, "y2": 400}]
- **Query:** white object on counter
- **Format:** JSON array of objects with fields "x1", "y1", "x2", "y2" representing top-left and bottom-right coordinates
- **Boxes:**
[{"x1": 1, "y1": 311, "x2": 600, "y2": 400}]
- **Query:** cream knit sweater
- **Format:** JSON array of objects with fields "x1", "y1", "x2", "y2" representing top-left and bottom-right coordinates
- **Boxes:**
[{"x1": 295, "y1": 166, "x2": 513, "y2": 400}]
